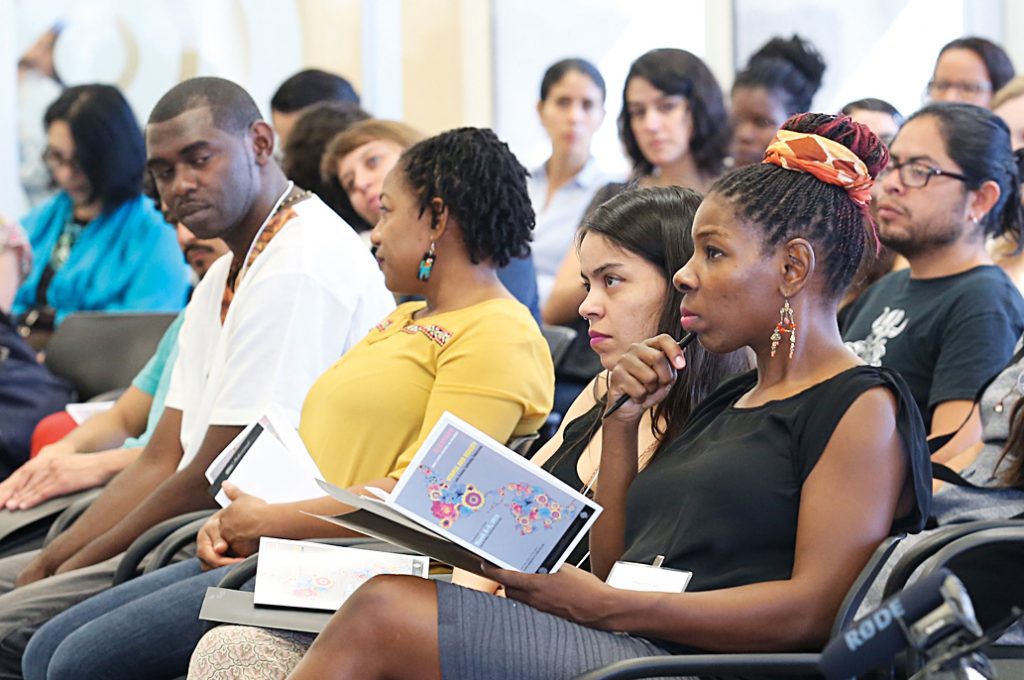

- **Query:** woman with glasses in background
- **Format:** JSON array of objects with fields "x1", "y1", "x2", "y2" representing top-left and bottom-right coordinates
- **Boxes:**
[
  {"x1": 13, "y1": 84, "x2": 189, "y2": 349},
  {"x1": 927, "y1": 37, "x2": 1015, "y2": 108}
]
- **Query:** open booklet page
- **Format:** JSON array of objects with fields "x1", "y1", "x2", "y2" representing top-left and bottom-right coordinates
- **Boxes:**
[
  {"x1": 204, "y1": 408, "x2": 324, "y2": 506},
  {"x1": 313, "y1": 412, "x2": 601, "y2": 574},
  {"x1": 253, "y1": 537, "x2": 428, "y2": 611}
]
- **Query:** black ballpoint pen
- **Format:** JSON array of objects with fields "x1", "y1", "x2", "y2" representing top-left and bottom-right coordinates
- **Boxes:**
[{"x1": 601, "y1": 332, "x2": 697, "y2": 420}]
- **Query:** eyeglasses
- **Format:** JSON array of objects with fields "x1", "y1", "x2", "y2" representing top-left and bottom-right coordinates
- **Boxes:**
[
  {"x1": 927, "y1": 79, "x2": 992, "y2": 99},
  {"x1": 878, "y1": 159, "x2": 969, "y2": 188},
  {"x1": 41, "y1": 149, "x2": 81, "y2": 173}
]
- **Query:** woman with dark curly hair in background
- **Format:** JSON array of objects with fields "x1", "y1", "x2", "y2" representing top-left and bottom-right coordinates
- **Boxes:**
[
  {"x1": 23, "y1": 127, "x2": 555, "y2": 680},
  {"x1": 729, "y1": 34, "x2": 826, "y2": 168},
  {"x1": 543, "y1": 49, "x2": 730, "y2": 413}
]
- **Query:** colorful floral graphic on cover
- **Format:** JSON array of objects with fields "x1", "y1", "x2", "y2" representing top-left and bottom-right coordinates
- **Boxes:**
[
  {"x1": 393, "y1": 422, "x2": 594, "y2": 572},
  {"x1": 254, "y1": 538, "x2": 427, "y2": 611}
]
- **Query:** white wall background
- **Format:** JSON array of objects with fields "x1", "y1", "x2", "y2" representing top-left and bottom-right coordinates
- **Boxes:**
[{"x1": 3, "y1": 0, "x2": 1023, "y2": 219}]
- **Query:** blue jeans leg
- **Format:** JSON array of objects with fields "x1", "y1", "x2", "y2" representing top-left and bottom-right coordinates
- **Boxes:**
[{"x1": 23, "y1": 558, "x2": 240, "y2": 680}]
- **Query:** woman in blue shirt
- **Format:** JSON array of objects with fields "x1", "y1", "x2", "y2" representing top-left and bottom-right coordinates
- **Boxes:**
[{"x1": 14, "y1": 84, "x2": 189, "y2": 347}]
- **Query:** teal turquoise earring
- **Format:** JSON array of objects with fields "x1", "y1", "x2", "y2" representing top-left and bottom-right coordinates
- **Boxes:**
[{"x1": 417, "y1": 241, "x2": 436, "y2": 281}]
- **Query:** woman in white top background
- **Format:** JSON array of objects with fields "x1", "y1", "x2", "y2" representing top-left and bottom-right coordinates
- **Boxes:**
[{"x1": 528, "y1": 58, "x2": 610, "y2": 306}]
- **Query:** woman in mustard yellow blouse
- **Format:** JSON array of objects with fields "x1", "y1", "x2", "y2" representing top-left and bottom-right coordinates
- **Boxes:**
[{"x1": 21, "y1": 127, "x2": 554, "y2": 680}]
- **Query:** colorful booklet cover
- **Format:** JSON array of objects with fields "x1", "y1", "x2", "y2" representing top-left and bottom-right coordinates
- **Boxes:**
[
  {"x1": 253, "y1": 537, "x2": 428, "y2": 611},
  {"x1": 312, "y1": 412, "x2": 601, "y2": 575}
]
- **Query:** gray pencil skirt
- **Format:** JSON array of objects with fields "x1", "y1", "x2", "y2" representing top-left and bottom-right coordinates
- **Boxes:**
[{"x1": 436, "y1": 580, "x2": 695, "y2": 680}]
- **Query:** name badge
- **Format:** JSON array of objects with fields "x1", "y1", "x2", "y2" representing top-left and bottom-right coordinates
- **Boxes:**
[{"x1": 606, "y1": 556, "x2": 692, "y2": 593}]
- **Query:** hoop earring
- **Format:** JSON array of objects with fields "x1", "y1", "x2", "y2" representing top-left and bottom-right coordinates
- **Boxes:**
[
  {"x1": 417, "y1": 241, "x2": 436, "y2": 281},
  {"x1": 769, "y1": 298, "x2": 797, "y2": 359}
]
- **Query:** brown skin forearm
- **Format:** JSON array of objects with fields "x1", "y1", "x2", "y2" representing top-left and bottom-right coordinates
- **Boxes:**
[
  {"x1": 600, "y1": 579, "x2": 837, "y2": 652},
  {"x1": 55, "y1": 423, "x2": 242, "y2": 572},
  {"x1": 589, "y1": 418, "x2": 639, "y2": 579},
  {"x1": 37, "y1": 408, "x2": 184, "y2": 571}
]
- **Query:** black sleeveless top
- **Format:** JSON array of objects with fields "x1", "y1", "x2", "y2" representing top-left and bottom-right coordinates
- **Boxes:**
[
  {"x1": 540, "y1": 404, "x2": 603, "y2": 489},
  {"x1": 620, "y1": 366, "x2": 931, "y2": 595},
  {"x1": 536, "y1": 403, "x2": 603, "y2": 568}
]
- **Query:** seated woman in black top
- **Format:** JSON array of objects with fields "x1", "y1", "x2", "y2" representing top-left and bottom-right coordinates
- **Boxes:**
[
  {"x1": 534, "y1": 187, "x2": 749, "y2": 528},
  {"x1": 457, "y1": 187, "x2": 749, "y2": 589},
  {"x1": 287, "y1": 114, "x2": 933, "y2": 680}
]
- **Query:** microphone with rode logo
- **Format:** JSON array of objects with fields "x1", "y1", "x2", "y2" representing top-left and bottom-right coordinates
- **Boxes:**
[{"x1": 819, "y1": 568, "x2": 981, "y2": 679}]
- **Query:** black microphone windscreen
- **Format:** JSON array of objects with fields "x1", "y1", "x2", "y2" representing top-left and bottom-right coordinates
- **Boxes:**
[{"x1": 819, "y1": 569, "x2": 951, "y2": 679}]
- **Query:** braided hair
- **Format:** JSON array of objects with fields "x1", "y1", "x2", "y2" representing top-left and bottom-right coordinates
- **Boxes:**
[
  {"x1": 711, "y1": 113, "x2": 889, "y2": 297},
  {"x1": 399, "y1": 127, "x2": 533, "y2": 267}
]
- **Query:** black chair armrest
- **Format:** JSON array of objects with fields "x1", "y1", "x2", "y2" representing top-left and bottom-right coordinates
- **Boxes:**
[
  {"x1": 882, "y1": 519, "x2": 1024, "y2": 599},
  {"x1": 831, "y1": 533, "x2": 905, "y2": 636},
  {"x1": 141, "y1": 516, "x2": 214, "y2": 575},
  {"x1": 112, "y1": 509, "x2": 216, "y2": 585},
  {"x1": 216, "y1": 554, "x2": 260, "y2": 590},
  {"x1": 573, "y1": 652, "x2": 822, "y2": 680},
  {"x1": 42, "y1": 488, "x2": 105, "y2": 546},
  {"x1": 904, "y1": 524, "x2": 1024, "y2": 675}
]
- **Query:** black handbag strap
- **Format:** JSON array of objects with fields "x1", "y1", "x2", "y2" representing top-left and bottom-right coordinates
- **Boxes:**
[
  {"x1": 932, "y1": 461, "x2": 984, "y2": 489},
  {"x1": 927, "y1": 343, "x2": 1024, "y2": 456}
]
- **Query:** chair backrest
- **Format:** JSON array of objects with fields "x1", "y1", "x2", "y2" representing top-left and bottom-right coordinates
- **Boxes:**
[
  {"x1": 541, "y1": 324, "x2": 578, "y2": 368},
  {"x1": 45, "y1": 312, "x2": 178, "y2": 401},
  {"x1": 830, "y1": 533, "x2": 906, "y2": 638}
]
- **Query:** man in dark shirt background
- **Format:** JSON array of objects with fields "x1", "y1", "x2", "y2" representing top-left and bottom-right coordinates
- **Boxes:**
[{"x1": 843, "y1": 103, "x2": 1024, "y2": 439}]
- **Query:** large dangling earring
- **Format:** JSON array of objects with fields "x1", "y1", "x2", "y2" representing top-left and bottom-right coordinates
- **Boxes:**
[
  {"x1": 417, "y1": 241, "x2": 436, "y2": 281},
  {"x1": 770, "y1": 299, "x2": 797, "y2": 359}
]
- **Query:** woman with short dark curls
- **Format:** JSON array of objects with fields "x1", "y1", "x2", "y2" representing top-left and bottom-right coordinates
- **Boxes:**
[{"x1": 282, "y1": 114, "x2": 932, "y2": 680}]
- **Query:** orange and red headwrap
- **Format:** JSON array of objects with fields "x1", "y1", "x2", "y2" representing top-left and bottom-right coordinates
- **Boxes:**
[
  {"x1": 762, "y1": 129, "x2": 874, "y2": 209},
  {"x1": 762, "y1": 129, "x2": 880, "y2": 250}
]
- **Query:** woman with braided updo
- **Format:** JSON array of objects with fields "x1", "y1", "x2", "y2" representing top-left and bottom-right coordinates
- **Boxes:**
[{"x1": 280, "y1": 114, "x2": 932, "y2": 680}]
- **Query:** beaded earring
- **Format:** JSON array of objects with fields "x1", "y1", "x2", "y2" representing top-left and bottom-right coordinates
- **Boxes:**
[
  {"x1": 417, "y1": 241, "x2": 436, "y2": 281},
  {"x1": 769, "y1": 299, "x2": 797, "y2": 359}
]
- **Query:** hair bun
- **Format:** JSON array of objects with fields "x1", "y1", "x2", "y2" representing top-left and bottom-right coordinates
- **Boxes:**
[
  {"x1": 749, "y1": 34, "x2": 826, "y2": 91},
  {"x1": 781, "y1": 112, "x2": 889, "y2": 179}
]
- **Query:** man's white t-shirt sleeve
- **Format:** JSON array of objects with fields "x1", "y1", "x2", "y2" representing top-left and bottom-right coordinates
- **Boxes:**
[{"x1": 207, "y1": 270, "x2": 359, "y2": 427}]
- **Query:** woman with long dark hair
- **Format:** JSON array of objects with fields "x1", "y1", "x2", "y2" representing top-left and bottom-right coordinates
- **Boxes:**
[{"x1": 543, "y1": 48, "x2": 729, "y2": 326}]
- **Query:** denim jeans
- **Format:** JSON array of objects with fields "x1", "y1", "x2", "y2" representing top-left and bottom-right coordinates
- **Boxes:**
[{"x1": 22, "y1": 558, "x2": 250, "y2": 680}]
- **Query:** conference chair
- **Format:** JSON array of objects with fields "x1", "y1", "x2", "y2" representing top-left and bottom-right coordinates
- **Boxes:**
[
  {"x1": 882, "y1": 519, "x2": 1024, "y2": 678},
  {"x1": 0, "y1": 487, "x2": 102, "y2": 559},
  {"x1": 541, "y1": 323, "x2": 579, "y2": 369},
  {"x1": 45, "y1": 312, "x2": 177, "y2": 401},
  {"x1": 573, "y1": 534, "x2": 907, "y2": 679}
]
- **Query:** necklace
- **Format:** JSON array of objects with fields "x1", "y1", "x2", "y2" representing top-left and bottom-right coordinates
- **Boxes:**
[
  {"x1": 580, "y1": 437, "x2": 659, "y2": 497},
  {"x1": 234, "y1": 182, "x2": 311, "y2": 284}
]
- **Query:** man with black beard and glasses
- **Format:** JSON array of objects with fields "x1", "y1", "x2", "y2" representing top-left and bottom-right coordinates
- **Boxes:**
[{"x1": 843, "y1": 103, "x2": 1024, "y2": 440}]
